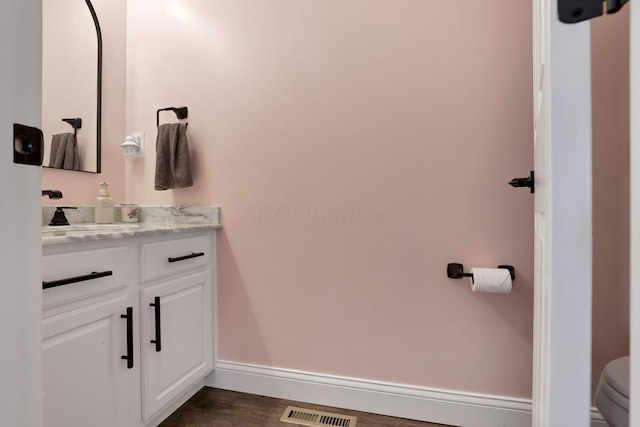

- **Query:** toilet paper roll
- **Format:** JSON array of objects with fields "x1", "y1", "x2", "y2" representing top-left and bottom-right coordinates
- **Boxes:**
[{"x1": 470, "y1": 268, "x2": 512, "y2": 294}]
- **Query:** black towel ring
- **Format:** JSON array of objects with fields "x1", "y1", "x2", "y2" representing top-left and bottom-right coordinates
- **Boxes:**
[
  {"x1": 62, "y1": 118, "x2": 82, "y2": 136},
  {"x1": 157, "y1": 106, "x2": 189, "y2": 128}
]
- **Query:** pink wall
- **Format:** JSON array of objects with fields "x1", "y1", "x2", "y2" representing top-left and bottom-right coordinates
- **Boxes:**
[
  {"x1": 591, "y1": 9, "x2": 630, "y2": 394},
  {"x1": 127, "y1": 0, "x2": 535, "y2": 397},
  {"x1": 42, "y1": 0, "x2": 126, "y2": 205},
  {"x1": 49, "y1": 0, "x2": 630, "y2": 401}
]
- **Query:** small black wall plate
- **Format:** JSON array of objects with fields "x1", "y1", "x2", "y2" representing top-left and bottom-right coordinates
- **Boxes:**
[{"x1": 447, "y1": 263, "x2": 464, "y2": 279}]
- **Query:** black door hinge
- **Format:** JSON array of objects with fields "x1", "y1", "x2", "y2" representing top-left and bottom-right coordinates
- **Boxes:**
[{"x1": 559, "y1": 0, "x2": 628, "y2": 23}]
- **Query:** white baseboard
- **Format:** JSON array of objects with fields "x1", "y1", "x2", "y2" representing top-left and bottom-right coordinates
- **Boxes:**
[{"x1": 206, "y1": 361, "x2": 607, "y2": 427}]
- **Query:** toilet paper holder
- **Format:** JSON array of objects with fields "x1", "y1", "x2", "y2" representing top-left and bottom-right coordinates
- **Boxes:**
[{"x1": 447, "y1": 263, "x2": 516, "y2": 281}]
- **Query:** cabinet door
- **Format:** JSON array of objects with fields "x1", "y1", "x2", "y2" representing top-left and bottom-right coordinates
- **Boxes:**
[
  {"x1": 43, "y1": 295, "x2": 133, "y2": 427},
  {"x1": 140, "y1": 271, "x2": 213, "y2": 421}
]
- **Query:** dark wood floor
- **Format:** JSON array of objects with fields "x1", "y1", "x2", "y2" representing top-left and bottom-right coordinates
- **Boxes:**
[{"x1": 159, "y1": 387, "x2": 450, "y2": 427}]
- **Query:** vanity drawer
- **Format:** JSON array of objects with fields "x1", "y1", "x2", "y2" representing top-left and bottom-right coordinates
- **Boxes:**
[
  {"x1": 140, "y1": 235, "x2": 210, "y2": 282},
  {"x1": 43, "y1": 246, "x2": 129, "y2": 309}
]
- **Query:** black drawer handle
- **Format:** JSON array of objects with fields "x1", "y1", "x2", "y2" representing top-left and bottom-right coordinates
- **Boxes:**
[
  {"x1": 167, "y1": 252, "x2": 205, "y2": 263},
  {"x1": 42, "y1": 270, "x2": 113, "y2": 289},
  {"x1": 150, "y1": 296, "x2": 161, "y2": 352},
  {"x1": 121, "y1": 307, "x2": 133, "y2": 369}
]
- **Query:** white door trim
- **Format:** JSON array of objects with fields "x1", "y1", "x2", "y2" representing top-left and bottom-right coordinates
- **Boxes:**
[
  {"x1": 532, "y1": 0, "x2": 593, "y2": 425},
  {"x1": 629, "y1": 0, "x2": 640, "y2": 424}
]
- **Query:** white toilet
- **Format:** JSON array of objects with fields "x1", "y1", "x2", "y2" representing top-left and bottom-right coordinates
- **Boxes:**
[{"x1": 595, "y1": 356, "x2": 629, "y2": 427}]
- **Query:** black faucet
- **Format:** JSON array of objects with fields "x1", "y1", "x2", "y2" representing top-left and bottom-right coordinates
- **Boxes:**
[
  {"x1": 48, "y1": 207, "x2": 77, "y2": 226},
  {"x1": 41, "y1": 190, "x2": 72, "y2": 225},
  {"x1": 42, "y1": 190, "x2": 63, "y2": 199}
]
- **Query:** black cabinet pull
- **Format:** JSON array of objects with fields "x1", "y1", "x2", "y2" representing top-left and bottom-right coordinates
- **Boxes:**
[
  {"x1": 168, "y1": 252, "x2": 205, "y2": 263},
  {"x1": 120, "y1": 307, "x2": 133, "y2": 369},
  {"x1": 42, "y1": 270, "x2": 113, "y2": 289},
  {"x1": 150, "y1": 296, "x2": 161, "y2": 352}
]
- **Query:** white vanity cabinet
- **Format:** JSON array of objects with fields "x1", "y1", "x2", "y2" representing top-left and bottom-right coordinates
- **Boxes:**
[
  {"x1": 42, "y1": 229, "x2": 216, "y2": 427},
  {"x1": 140, "y1": 272, "x2": 213, "y2": 420},
  {"x1": 138, "y1": 235, "x2": 214, "y2": 421},
  {"x1": 42, "y1": 294, "x2": 133, "y2": 427},
  {"x1": 42, "y1": 245, "x2": 134, "y2": 427}
]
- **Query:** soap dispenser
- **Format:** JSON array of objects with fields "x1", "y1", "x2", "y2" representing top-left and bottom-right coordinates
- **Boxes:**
[{"x1": 95, "y1": 182, "x2": 114, "y2": 224}]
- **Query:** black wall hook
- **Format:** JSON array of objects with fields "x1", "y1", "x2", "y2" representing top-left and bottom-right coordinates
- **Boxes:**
[
  {"x1": 447, "y1": 263, "x2": 516, "y2": 281},
  {"x1": 157, "y1": 106, "x2": 188, "y2": 127}
]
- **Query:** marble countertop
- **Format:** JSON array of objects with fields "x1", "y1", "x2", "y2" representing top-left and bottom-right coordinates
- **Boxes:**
[
  {"x1": 42, "y1": 223, "x2": 221, "y2": 246},
  {"x1": 42, "y1": 206, "x2": 221, "y2": 246}
]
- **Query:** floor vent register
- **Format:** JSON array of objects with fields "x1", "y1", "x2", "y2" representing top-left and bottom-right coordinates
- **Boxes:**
[{"x1": 280, "y1": 406, "x2": 357, "y2": 427}]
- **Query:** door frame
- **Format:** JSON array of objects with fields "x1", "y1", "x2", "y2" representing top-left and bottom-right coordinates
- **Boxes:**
[
  {"x1": 532, "y1": 0, "x2": 593, "y2": 425},
  {"x1": 629, "y1": 0, "x2": 640, "y2": 423}
]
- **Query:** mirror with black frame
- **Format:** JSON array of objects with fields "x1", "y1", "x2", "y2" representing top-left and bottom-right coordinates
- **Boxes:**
[{"x1": 42, "y1": 0, "x2": 102, "y2": 173}]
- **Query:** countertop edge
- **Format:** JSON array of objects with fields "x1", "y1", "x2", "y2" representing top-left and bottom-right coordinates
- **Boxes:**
[{"x1": 42, "y1": 223, "x2": 222, "y2": 246}]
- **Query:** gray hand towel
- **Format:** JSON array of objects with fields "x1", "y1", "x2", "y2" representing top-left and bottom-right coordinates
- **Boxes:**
[
  {"x1": 62, "y1": 133, "x2": 79, "y2": 170},
  {"x1": 50, "y1": 133, "x2": 77, "y2": 169},
  {"x1": 49, "y1": 134, "x2": 62, "y2": 167},
  {"x1": 155, "y1": 123, "x2": 193, "y2": 190}
]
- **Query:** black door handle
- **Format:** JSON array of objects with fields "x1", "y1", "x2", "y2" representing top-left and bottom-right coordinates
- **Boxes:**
[
  {"x1": 42, "y1": 270, "x2": 113, "y2": 289},
  {"x1": 509, "y1": 171, "x2": 535, "y2": 194},
  {"x1": 150, "y1": 297, "x2": 161, "y2": 352},
  {"x1": 120, "y1": 307, "x2": 133, "y2": 369},
  {"x1": 168, "y1": 252, "x2": 205, "y2": 263}
]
